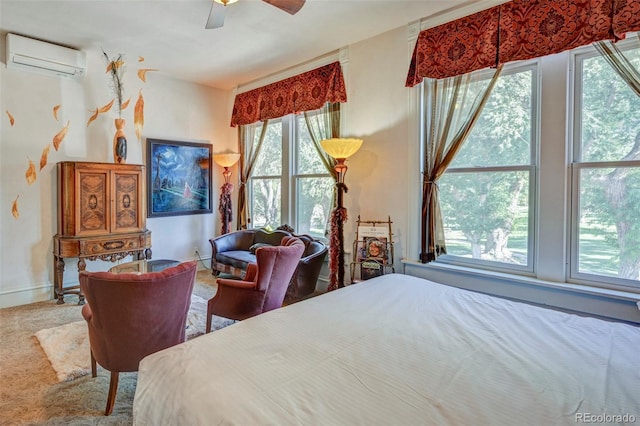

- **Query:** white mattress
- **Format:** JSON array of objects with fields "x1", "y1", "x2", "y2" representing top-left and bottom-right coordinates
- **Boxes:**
[{"x1": 133, "y1": 273, "x2": 640, "y2": 425}]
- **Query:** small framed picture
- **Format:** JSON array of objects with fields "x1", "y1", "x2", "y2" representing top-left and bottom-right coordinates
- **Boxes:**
[
  {"x1": 364, "y1": 237, "x2": 388, "y2": 264},
  {"x1": 361, "y1": 260, "x2": 383, "y2": 280}
]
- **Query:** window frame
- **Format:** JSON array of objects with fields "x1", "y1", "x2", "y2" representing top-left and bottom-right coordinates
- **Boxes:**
[
  {"x1": 430, "y1": 61, "x2": 540, "y2": 275},
  {"x1": 569, "y1": 38, "x2": 640, "y2": 291},
  {"x1": 248, "y1": 112, "x2": 333, "y2": 240}
]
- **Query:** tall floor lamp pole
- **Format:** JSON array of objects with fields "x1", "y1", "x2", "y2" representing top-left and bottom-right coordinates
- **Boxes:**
[
  {"x1": 213, "y1": 153, "x2": 240, "y2": 235},
  {"x1": 320, "y1": 138, "x2": 363, "y2": 290}
]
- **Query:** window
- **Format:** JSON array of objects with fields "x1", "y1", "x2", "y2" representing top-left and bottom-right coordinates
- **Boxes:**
[
  {"x1": 249, "y1": 113, "x2": 333, "y2": 240},
  {"x1": 419, "y1": 37, "x2": 640, "y2": 292},
  {"x1": 571, "y1": 42, "x2": 640, "y2": 288},
  {"x1": 435, "y1": 63, "x2": 537, "y2": 273}
]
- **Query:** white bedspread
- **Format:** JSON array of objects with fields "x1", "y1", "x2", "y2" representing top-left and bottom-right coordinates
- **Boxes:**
[{"x1": 133, "y1": 274, "x2": 640, "y2": 425}]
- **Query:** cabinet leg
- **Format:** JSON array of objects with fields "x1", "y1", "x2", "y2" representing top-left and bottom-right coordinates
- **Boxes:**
[
  {"x1": 77, "y1": 259, "x2": 86, "y2": 306},
  {"x1": 54, "y1": 256, "x2": 65, "y2": 304}
]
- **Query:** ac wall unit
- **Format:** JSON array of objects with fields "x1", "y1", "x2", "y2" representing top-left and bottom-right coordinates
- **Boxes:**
[{"x1": 6, "y1": 33, "x2": 86, "y2": 79}]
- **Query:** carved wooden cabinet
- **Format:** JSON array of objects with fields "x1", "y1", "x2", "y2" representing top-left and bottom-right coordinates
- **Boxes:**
[{"x1": 53, "y1": 161, "x2": 152, "y2": 304}]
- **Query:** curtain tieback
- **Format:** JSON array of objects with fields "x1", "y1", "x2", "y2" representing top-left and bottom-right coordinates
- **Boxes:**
[{"x1": 424, "y1": 179, "x2": 439, "y2": 188}]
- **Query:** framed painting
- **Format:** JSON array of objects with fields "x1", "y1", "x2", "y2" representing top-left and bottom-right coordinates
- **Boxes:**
[{"x1": 146, "y1": 138, "x2": 213, "y2": 217}]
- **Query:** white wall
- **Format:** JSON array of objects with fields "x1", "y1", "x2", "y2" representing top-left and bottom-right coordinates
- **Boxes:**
[
  {"x1": 2, "y1": 24, "x2": 637, "y2": 323},
  {"x1": 340, "y1": 26, "x2": 414, "y2": 273},
  {"x1": 339, "y1": 26, "x2": 640, "y2": 324},
  {"x1": 0, "y1": 42, "x2": 236, "y2": 308}
]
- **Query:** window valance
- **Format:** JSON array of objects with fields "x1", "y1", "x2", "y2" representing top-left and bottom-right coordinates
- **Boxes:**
[
  {"x1": 231, "y1": 61, "x2": 347, "y2": 127},
  {"x1": 406, "y1": 0, "x2": 640, "y2": 87}
]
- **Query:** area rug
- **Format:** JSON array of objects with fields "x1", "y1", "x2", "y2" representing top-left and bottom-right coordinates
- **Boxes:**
[{"x1": 34, "y1": 294, "x2": 234, "y2": 382}]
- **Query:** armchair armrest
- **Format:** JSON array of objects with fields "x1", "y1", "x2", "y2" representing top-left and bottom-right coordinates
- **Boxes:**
[
  {"x1": 299, "y1": 241, "x2": 328, "y2": 264},
  {"x1": 216, "y1": 277, "x2": 256, "y2": 290},
  {"x1": 244, "y1": 263, "x2": 258, "y2": 282}
]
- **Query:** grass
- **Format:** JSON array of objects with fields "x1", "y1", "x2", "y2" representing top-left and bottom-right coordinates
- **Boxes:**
[{"x1": 444, "y1": 218, "x2": 622, "y2": 277}]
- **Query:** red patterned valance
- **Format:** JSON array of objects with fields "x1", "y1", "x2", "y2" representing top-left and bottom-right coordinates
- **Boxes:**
[
  {"x1": 406, "y1": 0, "x2": 640, "y2": 87},
  {"x1": 231, "y1": 61, "x2": 346, "y2": 127},
  {"x1": 406, "y1": 6, "x2": 500, "y2": 87},
  {"x1": 613, "y1": 0, "x2": 640, "y2": 38}
]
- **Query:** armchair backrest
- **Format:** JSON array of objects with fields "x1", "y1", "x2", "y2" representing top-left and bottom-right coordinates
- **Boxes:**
[
  {"x1": 79, "y1": 261, "x2": 197, "y2": 373},
  {"x1": 253, "y1": 229, "x2": 292, "y2": 246},
  {"x1": 256, "y1": 236, "x2": 305, "y2": 312}
]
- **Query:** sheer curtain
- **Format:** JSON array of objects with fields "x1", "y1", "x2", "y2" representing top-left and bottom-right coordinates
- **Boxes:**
[
  {"x1": 236, "y1": 120, "x2": 269, "y2": 230},
  {"x1": 420, "y1": 65, "x2": 503, "y2": 263},
  {"x1": 304, "y1": 102, "x2": 342, "y2": 290},
  {"x1": 595, "y1": 35, "x2": 640, "y2": 96},
  {"x1": 303, "y1": 102, "x2": 340, "y2": 188}
]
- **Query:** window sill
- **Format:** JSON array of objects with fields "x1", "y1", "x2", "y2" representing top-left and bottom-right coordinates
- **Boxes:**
[
  {"x1": 401, "y1": 258, "x2": 640, "y2": 324},
  {"x1": 401, "y1": 259, "x2": 640, "y2": 302}
]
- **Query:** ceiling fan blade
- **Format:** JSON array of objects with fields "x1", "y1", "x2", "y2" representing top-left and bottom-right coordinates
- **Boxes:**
[
  {"x1": 205, "y1": 2, "x2": 226, "y2": 29},
  {"x1": 262, "y1": 0, "x2": 305, "y2": 15}
]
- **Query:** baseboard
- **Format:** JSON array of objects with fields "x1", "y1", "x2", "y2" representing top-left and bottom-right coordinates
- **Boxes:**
[{"x1": 0, "y1": 284, "x2": 54, "y2": 309}]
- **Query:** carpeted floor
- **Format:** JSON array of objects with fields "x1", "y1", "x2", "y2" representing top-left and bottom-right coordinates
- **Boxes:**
[{"x1": 0, "y1": 269, "x2": 219, "y2": 426}]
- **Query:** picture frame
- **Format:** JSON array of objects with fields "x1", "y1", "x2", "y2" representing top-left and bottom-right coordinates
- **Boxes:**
[
  {"x1": 146, "y1": 138, "x2": 212, "y2": 217},
  {"x1": 355, "y1": 225, "x2": 390, "y2": 263}
]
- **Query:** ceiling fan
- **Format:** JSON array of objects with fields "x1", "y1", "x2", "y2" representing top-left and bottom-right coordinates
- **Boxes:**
[{"x1": 206, "y1": 0, "x2": 306, "y2": 29}]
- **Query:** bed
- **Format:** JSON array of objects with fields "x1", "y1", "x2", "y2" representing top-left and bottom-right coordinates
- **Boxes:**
[{"x1": 133, "y1": 273, "x2": 640, "y2": 425}]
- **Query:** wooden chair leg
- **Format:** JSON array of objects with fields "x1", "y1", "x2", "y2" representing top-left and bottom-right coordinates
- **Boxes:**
[
  {"x1": 104, "y1": 371, "x2": 119, "y2": 416},
  {"x1": 206, "y1": 306, "x2": 212, "y2": 333},
  {"x1": 90, "y1": 350, "x2": 97, "y2": 378}
]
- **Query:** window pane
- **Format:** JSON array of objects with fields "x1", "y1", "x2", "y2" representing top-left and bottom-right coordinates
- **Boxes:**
[
  {"x1": 580, "y1": 48, "x2": 640, "y2": 163},
  {"x1": 297, "y1": 115, "x2": 327, "y2": 175},
  {"x1": 574, "y1": 43, "x2": 640, "y2": 287},
  {"x1": 450, "y1": 69, "x2": 533, "y2": 168},
  {"x1": 250, "y1": 178, "x2": 281, "y2": 230},
  {"x1": 439, "y1": 170, "x2": 530, "y2": 265},
  {"x1": 253, "y1": 122, "x2": 282, "y2": 176},
  {"x1": 577, "y1": 167, "x2": 640, "y2": 281},
  {"x1": 297, "y1": 177, "x2": 334, "y2": 239}
]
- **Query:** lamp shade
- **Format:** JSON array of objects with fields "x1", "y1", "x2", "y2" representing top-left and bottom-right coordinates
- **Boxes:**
[
  {"x1": 320, "y1": 138, "x2": 363, "y2": 159},
  {"x1": 213, "y1": 153, "x2": 240, "y2": 168}
]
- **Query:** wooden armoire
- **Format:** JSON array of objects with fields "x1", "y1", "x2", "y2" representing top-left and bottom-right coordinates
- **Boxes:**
[{"x1": 53, "y1": 161, "x2": 152, "y2": 304}]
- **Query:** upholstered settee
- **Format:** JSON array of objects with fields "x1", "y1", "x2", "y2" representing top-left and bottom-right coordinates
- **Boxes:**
[{"x1": 210, "y1": 229, "x2": 328, "y2": 300}]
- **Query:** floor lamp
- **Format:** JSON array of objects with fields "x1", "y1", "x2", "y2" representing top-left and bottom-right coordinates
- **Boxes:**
[
  {"x1": 320, "y1": 138, "x2": 363, "y2": 290},
  {"x1": 213, "y1": 153, "x2": 240, "y2": 235}
]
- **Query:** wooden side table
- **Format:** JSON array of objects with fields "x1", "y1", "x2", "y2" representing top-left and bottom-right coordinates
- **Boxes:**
[
  {"x1": 53, "y1": 230, "x2": 152, "y2": 304},
  {"x1": 109, "y1": 259, "x2": 179, "y2": 274}
]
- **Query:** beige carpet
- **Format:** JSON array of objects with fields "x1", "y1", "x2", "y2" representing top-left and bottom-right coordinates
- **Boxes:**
[
  {"x1": 34, "y1": 294, "x2": 234, "y2": 383},
  {"x1": 0, "y1": 269, "x2": 223, "y2": 425}
]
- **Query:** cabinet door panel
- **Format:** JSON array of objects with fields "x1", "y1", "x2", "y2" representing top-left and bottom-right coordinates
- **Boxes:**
[
  {"x1": 77, "y1": 171, "x2": 109, "y2": 235},
  {"x1": 113, "y1": 171, "x2": 143, "y2": 232}
]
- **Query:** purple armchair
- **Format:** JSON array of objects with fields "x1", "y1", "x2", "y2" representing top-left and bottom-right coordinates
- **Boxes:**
[
  {"x1": 206, "y1": 236, "x2": 305, "y2": 331},
  {"x1": 79, "y1": 261, "x2": 197, "y2": 416}
]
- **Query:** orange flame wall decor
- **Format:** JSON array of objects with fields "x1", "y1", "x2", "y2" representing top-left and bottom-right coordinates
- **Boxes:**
[
  {"x1": 99, "y1": 99, "x2": 115, "y2": 113},
  {"x1": 87, "y1": 108, "x2": 99, "y2": 127},
  {"x1": 53, "y1": 105, "x2": 61, "y2": 121},
  {"x1": 134, "y1": 90, "x2": 144, "y2": 141},
  {"x1": 53, "y1": 121, "x2": 70, "y2": 151},
  {"x1": 6, "y1": 110, "x2": 15, "y2": 126},
  {"x1": 137, "y1": 69, "x2": 158, "y2": 82},
  {"x1": 25, "y1": 160, "x2": 37, "y2": 185},
  {"x1": 40, "y1": 145, "x2": 50, "y2": 170},
  {"x1": 11, "y1": 195, "x2": 19, "y2": 219}
]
